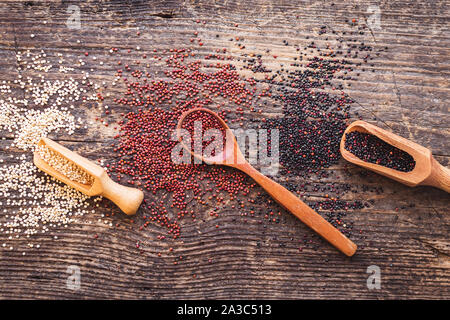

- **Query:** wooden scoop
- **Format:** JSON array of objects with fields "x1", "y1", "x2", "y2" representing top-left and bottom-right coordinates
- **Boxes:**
[
  {"x1": 340, "y1": 120, "x2": 450, "y2": 193},
  {"x1": 33, "y1": 137, "x2": 144, "y2": 215},
  {"x1": 177, "y1": 108, "x2": 357, "y2": 257}
]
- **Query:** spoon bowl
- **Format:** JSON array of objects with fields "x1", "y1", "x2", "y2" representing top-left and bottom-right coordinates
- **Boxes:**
[{"x1": 176, "y1": 107, "x2": 243, "y2": 166}]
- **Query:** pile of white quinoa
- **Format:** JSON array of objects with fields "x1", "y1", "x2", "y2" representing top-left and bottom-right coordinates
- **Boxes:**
[{"x1": 0, "y1": 50, "x2": 103, "y2": 253}]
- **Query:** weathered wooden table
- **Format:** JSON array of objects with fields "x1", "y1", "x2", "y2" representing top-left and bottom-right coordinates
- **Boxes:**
[{"x1": 0, "y1": 0, "x2": 448, "y2": 299}]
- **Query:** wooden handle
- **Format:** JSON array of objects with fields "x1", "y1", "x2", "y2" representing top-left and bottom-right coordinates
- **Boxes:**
[
  {"x1": 424, "y1": 157, "x2": 450, "y2": 193},
  {"x1": 100, "y1": 176, "x2": 144, "y2": 215},
  {"x1": 240, "y1": 163, "x2": 357, "y2": 256}
]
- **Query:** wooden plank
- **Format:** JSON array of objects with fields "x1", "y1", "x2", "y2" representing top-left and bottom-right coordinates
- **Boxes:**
[{"x1": 0, "y1": 0, "x2": 448, "y2": 299}]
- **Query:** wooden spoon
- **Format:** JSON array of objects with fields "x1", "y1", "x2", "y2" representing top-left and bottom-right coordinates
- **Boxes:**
[
  {"x1": 177, "y1": 108, "x2": 357, "y2": 257},
  {"x1": 33, "y1": 137, "x2": 144, "y2": 215},
  {"x1": 340, "y1": 120, "x2": 450, "y2": 193}
]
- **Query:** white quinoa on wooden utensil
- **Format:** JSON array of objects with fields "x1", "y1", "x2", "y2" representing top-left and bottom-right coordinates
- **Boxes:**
[{"x1": 36, "y1": 144, "x2": 95, "y2": 185}]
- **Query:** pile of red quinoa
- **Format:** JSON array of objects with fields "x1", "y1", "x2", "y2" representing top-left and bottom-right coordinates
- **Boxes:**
[{"x1": 107, "y1": 52, "x2": 268, "y2": 238}]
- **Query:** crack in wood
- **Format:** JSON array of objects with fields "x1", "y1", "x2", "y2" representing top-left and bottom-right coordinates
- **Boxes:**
[
  {"x1": 415, "y1": 238, "x2": 450, "y2": 257},
  {"x1": 150, "y1": 11, "x2": 176, "y2": 19}
]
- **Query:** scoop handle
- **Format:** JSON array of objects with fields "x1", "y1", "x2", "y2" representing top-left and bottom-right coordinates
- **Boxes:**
[
  {"x1": 100, "y1": 175, "x2": 144, "y2": 215},
  {"x1": 239, "y1": 163, "x2": 357, "y2": 256},
  {"x1": 424, "y1": 157, "x2": 450, "y2": 193}
]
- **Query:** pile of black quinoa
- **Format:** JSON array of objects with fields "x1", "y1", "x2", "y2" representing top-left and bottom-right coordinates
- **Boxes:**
[
  {"x1": 236, "y1": 24, "x2": 387, "y2": 242},
  {"x1": 241, "y1": 24, "x2": 386, "y2": 179}
]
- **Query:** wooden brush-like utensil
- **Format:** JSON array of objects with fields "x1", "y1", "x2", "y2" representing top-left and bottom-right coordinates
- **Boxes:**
[
  {"x1": 33, "y1": 137, "x2": 144, "y2": 215},
  {"x1": 340, "y1": 120, "x2": 450, "y2": 193}
]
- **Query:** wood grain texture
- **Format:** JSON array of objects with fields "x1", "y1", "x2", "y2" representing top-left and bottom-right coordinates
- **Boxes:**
[{"x1": 0, "y1": 0, "x2": 449, "y2": 299}]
